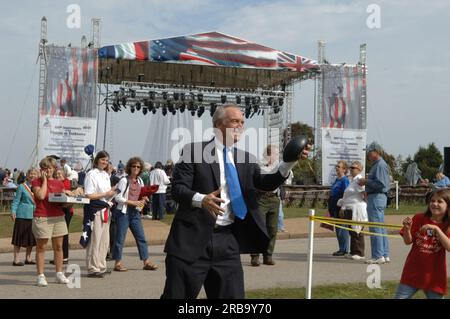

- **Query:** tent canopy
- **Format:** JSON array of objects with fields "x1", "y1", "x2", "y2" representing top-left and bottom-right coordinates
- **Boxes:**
[{"x1": 98, "y1": 32, "x2": 319, "y2": 88}]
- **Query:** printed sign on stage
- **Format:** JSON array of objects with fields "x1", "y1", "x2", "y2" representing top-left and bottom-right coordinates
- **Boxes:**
[
  {"x1": 38, "y1": 117, "x2": 97, "y2": 167},
  {"x1": 321, "y1": 128, "x2": 367, "y2": 186}
]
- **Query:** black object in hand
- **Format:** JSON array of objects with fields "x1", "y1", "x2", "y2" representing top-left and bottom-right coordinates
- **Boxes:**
[{"x1": 283, "y1": 135, "x2": 309, "y2": 162}]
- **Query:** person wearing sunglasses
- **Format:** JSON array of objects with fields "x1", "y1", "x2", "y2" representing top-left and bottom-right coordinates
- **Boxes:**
[
  {"x1": 337, "y1": 161, "x2": 368, "y2": 260},
  {"x1": 112, "y1": 157, "x2": 158, "y2": 272}
]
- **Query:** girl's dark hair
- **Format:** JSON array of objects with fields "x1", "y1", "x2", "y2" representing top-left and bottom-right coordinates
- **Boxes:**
[
  {"x1": 125, "y1": 157, "x2": 145, "y2": 175},
  {"x1": 424, "y1": 189, "x2": 450, "y2": 226},
  {"x1": 93, "y1": 150, "x2": 110, "y2": 169},
  {"x1": 17, "y1": 172, "x2": 26, "y2": 185},
  {"x1": 154, "y1": 161, "x2": 163, "y2": 169}
]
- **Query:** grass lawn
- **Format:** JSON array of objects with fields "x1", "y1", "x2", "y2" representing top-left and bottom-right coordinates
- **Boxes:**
[
  {"x1": 0, "y1": 213, "x2": 83, "y2": 239},
  {"x1": 246, "y1": 280, "x2": 450, "y2": 299}
]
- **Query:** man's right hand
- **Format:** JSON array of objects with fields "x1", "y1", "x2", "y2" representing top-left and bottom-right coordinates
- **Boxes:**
[{"x1": 202, "y1": 188, "x2": 225, "y2": 219}]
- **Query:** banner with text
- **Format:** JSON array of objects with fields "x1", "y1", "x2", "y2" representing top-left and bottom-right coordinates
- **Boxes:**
[
  {"x1": 37, "y1": 117, "x2": 97, "y2": 167},
  {"x1": 37, "y1": 45, "x2": 98, "y2": 167},
  {"x1": 321, "y1": 128, "x2": 367, "y2": 186}
]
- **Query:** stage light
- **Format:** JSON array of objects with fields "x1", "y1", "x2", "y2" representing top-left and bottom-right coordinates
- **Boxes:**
[
  {"x1": 162, "y1": 107, "x2": 167, "y2": 116},
  {"x1": 278, "y1": 97, "x2": 284, "y2": 106},
  {"x1": 210, "y1": 103, "x2": 217, "y2": 117},
  {"x1": 274, "y1": 106, "x2": 280, "y2": 114},
  {"x1": 236, "y1": 95, "x2": 241, "y2": 104},
  {"x1": 180, "y1": 93, "x2": 186, "y2": 101},
  {"x1": 173, "y1": 92, "x2": 179, "y2": 101},
  {"x1": 197, "y1": 93, "x2": 203, "y2": 102},
  {"x1": 142, "y1": 107, "x2": 148, "y2": 115},
  {"x1": 121, "y1": 97, "x2": 127, "y2": 107},
  {"x1": 221, "y1": 95, "x2": 227, "y2": 104},
  {"x1": 149, "y1": 91, "x2": 156, "y2": 100},
  {"x1": 267, "y1": 97, "x2": 273, "y2": 106},
  {"x1": 179, "y1": 103, "x2": 186, "y2": 113},
  {"x1": 188, "y1": 101, "x2": 197, "y2": 116},
  {"x1": 167, "y1": 101, "x2": 175, "y2": 114},
  {"x1": 244, "y1": 106, "x2": 251, "y2": 119},
  {"x1": 130, "y1": 89, "x2": 136, "y2": 98},
  {"x1": 151, "y1": 108, "x2": 157, "y2": 114},
  {"x1": 135, "y1": 101, "x2": 142, "y2": 111},
  {"x1": 197, "y1": 106, "x2": 205, "y2": 117},
  {"x1": 245, "y1": 96, "x2": 251, "y2": 107},
  {"x1": 130, "y1": 106, "x2": 135, "y2": 113},
  {"x1": 112, "y1": 101, "x2": 120, "y2": 112},
  {"x1": 162, "y1": 91, "x2": 168, "y2": 100}
]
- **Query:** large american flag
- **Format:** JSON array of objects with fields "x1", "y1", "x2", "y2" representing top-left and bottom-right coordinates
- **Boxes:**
[
  {"x1": 44, "y1": 46, "x2": 97, "y2": 118},
  {"x1": 321, "y1": 65, "x2": 366, "y2": 129},
  {"x1": 98, "y1": 31, "x2": 319, "y2": 73}
]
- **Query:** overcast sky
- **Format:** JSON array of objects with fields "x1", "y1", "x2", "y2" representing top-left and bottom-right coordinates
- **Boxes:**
[{"x1": 1, "y1": 0, "x2": 449, "y2": 169}]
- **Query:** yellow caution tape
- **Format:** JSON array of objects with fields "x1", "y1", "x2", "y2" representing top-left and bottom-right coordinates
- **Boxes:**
[
  {"x1": 318, "y1": 220, "x2": 402, "y2": 239},
  {"x1": 311, "y1": 215, "x2": 403, "y2": 229}
]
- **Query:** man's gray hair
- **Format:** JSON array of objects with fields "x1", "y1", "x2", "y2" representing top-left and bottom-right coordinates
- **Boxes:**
[{"x1": 212, "y1": 103, "x2": 241, "y2": 128}]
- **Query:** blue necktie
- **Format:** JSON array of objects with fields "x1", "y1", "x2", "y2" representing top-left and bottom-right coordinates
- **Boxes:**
[{"x1": 223, "y1": 147, "x2": 248, "y2": 220}]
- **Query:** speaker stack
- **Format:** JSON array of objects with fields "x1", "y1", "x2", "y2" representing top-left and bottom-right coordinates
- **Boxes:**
[{"x1": 444, "y1": 147, "x2": 450, "y2": 177}]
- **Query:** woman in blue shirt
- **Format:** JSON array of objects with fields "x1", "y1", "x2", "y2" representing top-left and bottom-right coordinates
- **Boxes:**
[
  {"x1": 10, "y1": 168, "x2": 38, "y2": 266},
  {"x1": 328, "y1": 160, "x2": 350, "y2": 256}
]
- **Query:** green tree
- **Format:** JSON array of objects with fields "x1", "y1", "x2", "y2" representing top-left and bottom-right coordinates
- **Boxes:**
[
  {"x1": 290, "y1": 122, "x2": 314, "y2": 142},
  {"x1": 288, "y1": 122, "x2": 317, "y2": 184},
  {"x1": 413, "y1": 143, "x2": 443, "y2": 181}
]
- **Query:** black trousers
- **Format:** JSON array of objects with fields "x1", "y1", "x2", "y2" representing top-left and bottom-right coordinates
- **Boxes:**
[
  {"x1": 161, "y1": 227, "x2": 244, "y2": 299},
  {"x1": 62, "y1": 207, "x2": 73, "y2": 259},
  {"x1": 344, "y1": 209, "x2": 365, "y2": 257}
]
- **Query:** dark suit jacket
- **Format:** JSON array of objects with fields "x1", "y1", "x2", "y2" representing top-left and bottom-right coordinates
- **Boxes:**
[{"x1": 164, "y1": 139, "x2": 287, "y2": 263}]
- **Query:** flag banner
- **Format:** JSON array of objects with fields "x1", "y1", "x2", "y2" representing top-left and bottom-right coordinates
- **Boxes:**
[
  {"x1": 321, "y1": 128, "x2": 366, "y2": 186},
  {"x1": 99, "y1": 31, "x2": 319, "y2": 73},
  {"x1": 321, "y1": 65, "x2": 366, "y2": 129},
  {"x1": 38, "y1": 46, "x2": 98, "y2": 167}
]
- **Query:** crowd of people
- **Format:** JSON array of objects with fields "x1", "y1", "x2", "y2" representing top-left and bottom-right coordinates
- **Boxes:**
[{"x1": 2, "y1": 104, "x2": 450, "y2": 298}]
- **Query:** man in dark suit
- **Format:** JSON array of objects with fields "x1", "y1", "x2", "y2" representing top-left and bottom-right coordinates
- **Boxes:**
[{"x1": 161, "y1": 104, "x2": 310, "y2": 299}]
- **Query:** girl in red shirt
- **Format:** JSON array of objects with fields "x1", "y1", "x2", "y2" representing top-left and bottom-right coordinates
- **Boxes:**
[{"x1": 395, "y1": 189, "x2": 450, "y2": 299}]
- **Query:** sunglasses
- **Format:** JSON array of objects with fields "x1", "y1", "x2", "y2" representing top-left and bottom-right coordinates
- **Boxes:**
[
  {"x1": 350, "y1": 166, "x2": 359, "y2": 169},
  {"x1": 131, "y1": 165, "x2": 141, "y2": 168}
]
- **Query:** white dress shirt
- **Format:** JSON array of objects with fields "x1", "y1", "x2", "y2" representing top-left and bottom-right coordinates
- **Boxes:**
[{"x1": 192, "y1": 137, "x2": 297, "y2": 226}]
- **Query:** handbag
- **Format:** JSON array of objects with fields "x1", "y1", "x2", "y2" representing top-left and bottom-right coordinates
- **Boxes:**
[{"x1": 320, "y1": 211, "x2": 335, "y2": 231}]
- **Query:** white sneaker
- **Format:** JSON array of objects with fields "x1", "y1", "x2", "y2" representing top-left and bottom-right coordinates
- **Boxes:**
[
  {"x1": 351, "y1": 255, "x2": 366, "y2": 260},
  {"x1": 142, "y1": 215, "x2": 152, "y2": 220},
  {"x1": 36, "y1": 274, "x2": 48, "y2": 287},
  {"x1": 384, "y1": 257, "x2": 391, "y2": 263},
  {"x1": 56, "y1": 272, "x2": 70, "y2": 284},
  {"x1": 365, "y1": 256, "x2": 386, "y2": 264},
  {"x1": 344, "y1": 254, "x2": 353, "y2": 259}
]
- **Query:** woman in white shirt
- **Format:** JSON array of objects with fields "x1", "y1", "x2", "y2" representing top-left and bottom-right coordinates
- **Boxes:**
[
  {"x1": 84, "y1": 151, "x2": 117, "y2": 278},
  {"x1": 337, "y1": 160, "x2": 368, "y2": 260}
]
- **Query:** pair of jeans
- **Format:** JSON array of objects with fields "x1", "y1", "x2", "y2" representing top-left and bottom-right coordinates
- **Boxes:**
[
  {"x1": 395, "y1": 283, "x2": 444, "y2": 299},
  {"x1": 152, "y1": 193, "x2": 166, "y2": 220},
  {"x1": 112, "y1": 206, "x2": 149, "y2": 261},
  {"x1": 329, "y1": 197, "x2": 349, "y2": 253},
  {"x1": 278, "y1": 201, "x2": 285, "y2": 231},
  {"x1": 367, "y1": 194, "x2": 390, "y2": 259}
]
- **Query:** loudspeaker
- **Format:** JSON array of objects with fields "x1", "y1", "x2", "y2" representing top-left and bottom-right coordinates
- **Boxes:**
[{"x1": 444, "y1": 147, "x2": 450, "y2": 177}]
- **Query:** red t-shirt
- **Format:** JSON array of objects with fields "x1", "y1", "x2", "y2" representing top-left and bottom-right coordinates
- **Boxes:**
[
  {"x1": 399, "y1": 213, "x2": 450, "y2": 295},
  {"x1": 31, "y1": 178, "x2": 65, "y2": 217}
]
